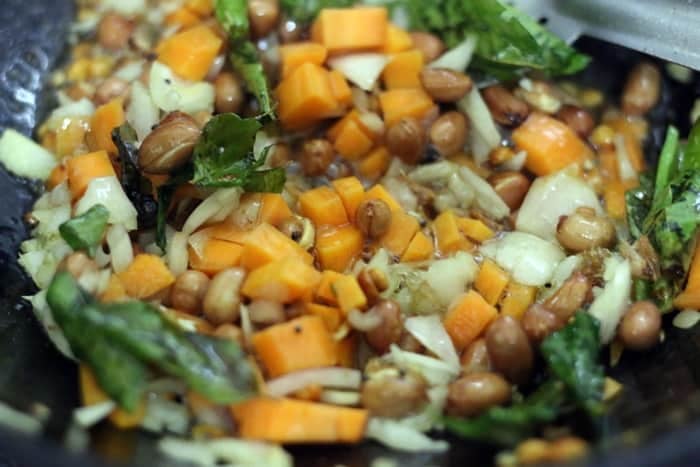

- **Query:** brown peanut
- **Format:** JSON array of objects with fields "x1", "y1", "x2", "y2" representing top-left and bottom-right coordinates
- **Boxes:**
[
  {"x1": 139, "y1": 112, "x2": 201, "y2": 174},
  {"x1": 482, "y1": 85, "x2": 530, "y2": 127},
  {"x1": 420, "y1": 68, "x2": 473, "y2": 102}
]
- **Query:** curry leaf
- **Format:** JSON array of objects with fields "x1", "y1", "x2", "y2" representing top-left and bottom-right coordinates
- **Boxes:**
[
  {"x1": 401, "y1": 0, "x2": 589, "y2": 79},
  {"x1": 215, "y1": 0, "x2": 275, "y2": 116},
  {"x1": 59, "y1": 204, "x2": 110, "y2": 257},
  {"x1": 191, "y1": 113, "x2": 285, "y2": 191},
  {"x1": 540, "y1": 312, "x2": 604, "y2": 417},
  {"x1": 46, "y1": 272, "x2": 257, "y2": 410}
]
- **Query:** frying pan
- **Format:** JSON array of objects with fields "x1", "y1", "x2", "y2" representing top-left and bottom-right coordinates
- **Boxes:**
[{"x1": 3, "y1": 1, "x2": 700, "y2": 466}]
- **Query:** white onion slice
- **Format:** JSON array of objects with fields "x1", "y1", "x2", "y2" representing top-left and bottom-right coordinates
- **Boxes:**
[
  {"x1": 149, "y1": 61, "x2": 215, "y2": 114},
  {"x1": 265, "y1": 367, "x2": 362, "y2": 398},
  {"x1": 404, "y1": 315, "x2": 460, "y2": 371},
  {"x1": 159, "y1": 437, "x2": 293, "y2": 467},
  {"x1": 182, "y1": 188, "x2": 241, "y2": 235},
  {"x1": 588, "y1": 255, "x2": 632, "y2": 343},
  {"x1": 673, "y1": 310, "x2": 700, "y2": 329},
  {"x1": 75, "y1": 176, "x2": 138, "y2": 231},
  {"x1": 328, "y1": 53, "x2": 388, "y2": 91},
  {"x1": 429, "y1": 35, "x2": 477, "y2": 72},
  {"x1": 106, "y1": 224, "x2": 134, "y2": 273},
  {"x1": 457, "y1": 87, "x2": 501, "y2": 163},
  {"x1": 73, "y1": 401, "x2": 115, "y2": 428},
  {"x1": 187, "y1": 228, "x2": 212, "y2": 260},
  {"x1": 480, "y1": 232, "x2": 565, "y2": 286},
  {"x1": 127, "y1": 81, "x2": 159, "y2": 142},
  {"x1": 319, "y1": 390, "x2": 361, "y2": 406},
  {"x1": 347, "y1": 308, "x2": 382, "y2": 332},
  {"x1": 167, "y1": 232, "x2": 189, "y2": 276},
  {"x1": 366, "y1": 418, "x2": 448, "y2": 453},
  {"x1": 0, "y1": 128, "x2": 57, "y2": 180},
  {"x1": 389, "y1": 345, "x2": 458, "y2": 386},
  {"x1": 0, "y1": 402, "x2": 44, "y2": 435},
  {"x1": 458, "y1": 165, "x2": 510, "y2": 219}
]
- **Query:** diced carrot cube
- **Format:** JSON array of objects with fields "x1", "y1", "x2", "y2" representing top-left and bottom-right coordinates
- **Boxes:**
[
  {"x1": 358, "y1": 146, "x2": 391, "y2": 180},
  {"x1": 188, "y1": 239, "x2": 243, "y2": 276},
  {"x1": 241, "y1": 257, "x2": 322, "y2": 304},
  {"x1": 117, "y1": 254, "x2": 175, "y2": 299},
  {"x1": 379, "y1": 88, "x2": 434, "y2": 126},
  {"x1": 500, "y1": 282, "x2": 537, "y2": 320},
  {"x1": 457, "y1": 218, "x2": 495, "y2": 242},
  {"x1": 316, "y1": 225, "x2": 364, "y2": 272},
  {"x1": 443, "y1": 290, "x2": 498, "y2": 351},
  {"x1": 433, "y1": 210, "x2": 464, "y2": 254},
  {"x1": 382, "y1": 24, "x2": 413, "y2": 54},
  {"x1": 277, "y1": 63, "x2": 339, "y2": 130},
  {"x1": 156, "y1": 25, "x2": 223, "y2": 81},
  {"x1": 251, "y1": 315, "x2": 337, "y2": 377},
  {"x1": 279, "y1": 42, "x2": 328, "y2": 78},
  {"x1": 331, "y1": 275, "x2": 367, "y2": 313},
  {"x1": 380, "y1": 211, "x2": 420, "y2": 257},
  {"x1": 298, "y1": 186, "x2": 349, "y2": 227},
  {"x1": 328, "y1": 70, "x2": 353, "y2": 108},
  {"x1": 66, "y1": 150, "x2": 117, "y2": 199},
  {"x1": 474, "y1": 259, "x2": 510, "y2": 306},
  {"x1": 382, "y1": 49, "x2": 424, "y2": 89},
  {"x1": 331, "y1": 176, "x2": 365, "y2": 221},
  {"x1": 240, "y1": 223, "x2": 313, "y2": 270},
  {"x1": 259, "y1": 193, "x2": 293, "y2": 227},
  {"x1": 304, "y1": 303, "x2": 343, "y2": 331},
  {"x1": 361, "y1": 184, "x2": 401, "y2": 212},
  {"x1": 311, "y1": 7, "x2": 388, "y2": 54},
  {"x1": 315, "y1": 270, "x2": 345, "y2": 305},
  {"x1": 333, "y1": 119, "x2": 374, "y2": 160},
  {"x1": 401, "y1": 231, "x2": 434, "y2": 262}
]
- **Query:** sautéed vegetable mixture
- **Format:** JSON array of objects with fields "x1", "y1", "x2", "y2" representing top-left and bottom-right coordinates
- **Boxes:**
[{"x1": 3, "y1": 0, "x2": 700, "y2": 465}]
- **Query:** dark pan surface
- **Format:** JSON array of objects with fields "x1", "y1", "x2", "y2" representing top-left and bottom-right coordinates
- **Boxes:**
[{"x1": 3, "y1": 1, "x2": 700, "y2": 466}]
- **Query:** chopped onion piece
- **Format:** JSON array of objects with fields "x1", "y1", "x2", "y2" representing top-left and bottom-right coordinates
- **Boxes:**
[
  {"x1": 328, "y1": 53, "x2": 389, "y2": 91},
  {"x1": 73, "y1": 401, "x2": 115, "y2": 428},
  {"x1": 127, "y1": 81, "x2": 160, "y2": 142},
  {"x1": 540, "y1": 255, "x2": 582, "y2": 300},
  {"x1": 239, "y1": 304, "x2": 254, "y2": 345},
  {"x1": 29, "y1": 291, "x2": 75, "y2": 359},
  {"x1": 319, "y1": 390, "x2": 361, "y2": 406},
  {"x1": 614, "y1": 134, "x2": 639, "y2": 183},
  {"x1": 424, "y1": 252, "x2": 478, "y2": 307},
  {"x1": 673, "y1": 310, "x2": 700, "y2": 329},
  {"x1": 347, "y1": 308, "x2": 382, "y2": 332},
  {"x1": 167, "y1": 232, "x2": 189, "y2": 277},
  {"x1": 389, "y1": 345, "x2": 458, "y2": 386},
  {"x1": 366, "y1": 418, "x2": 449, "y2": 453},
  {"x1": 408, "y1": 161, "x2": 453, "y2": 183},
  {"x1": 516, "y1": 170, "x2": 602, "y2": 242},
  {"x1": 141, "y1": 397, "x2": 189, "y2": 435},
  {"x1": 187, "y1": 228, "x2": 212, "y2": 260},
  {"x1": 182, "y1": 187, "x2": 241, "y2": 235},
  {"x1": 398, "y1": 385, "x2": 449, "y2": 432},
  {"x1": 47, "y1": 98, "x2": 95, "y2": 126},
  {"x1": 159, "y1": 437, "x2": 293, "y2": 467},
  {"x1": 480, "y1": 232, "x2": 565, "y2": 286},
  {"x1": 114, "y1": 60, "x2": 145, "y2": 82},
  {"x1": 75, "y1": 176, "x2": 138, "y2": 230},
  {"x1": 501, "y1": 150, "x2": 527, "y2": 172},
  {"x1": 588, "y1": 255, "x2": 632, "y2": 343},
  {"x1": 0, "y1": 402, "x2": 44, "y2": 435},
  {"x1": 447, "y1": 172, "x2": 475, "y2": 208},
  {"x1": 265, "y1": 367, "x2": 362, "y2": 397},
  {"x1": 149, "y1": 61, "x2": 215, "y2": 114},
  {"x1": 101, "y1": 0, "x2": 145, "y2": 15},
  {"x1": 106, "y1": 224, "x2": 133, "y2": 273},
  {"x1": 405, "y1": 315, "x2": 460, "y2": 371},
  {"x1": 0, "y1": 129, "x2": 57, "y2": 180},
  {"x1": 457, "y1": 87, "x2": 501, "y2": 162},
  {"x1": 429, "y1": 35, "x2": 477, "y2": 71},
  {"x1": 458, "y1": 165, "x2": 510, "y2": 219}
]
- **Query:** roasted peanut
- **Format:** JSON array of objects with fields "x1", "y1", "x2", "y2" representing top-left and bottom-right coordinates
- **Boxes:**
[
  {"x1": 170, "y1": 270, "x2": 210, "y2": 314},
  {"x1": 543, "y1": 272, "x2": 592, "y2": 322},
  {"x1": 248, "y1": 300, "x2": 286, "y2": 325},
  {"x1": 300, "y1": 138, "x2": 334, "y2": 176},
  {"x1": 139, "y1": 112, "x2": 201, "y2": 174},
  {"x1": 488, "y1": 171, "x2": 530, "y2": 210},
  {"x1": 482, "y1": 85, "x2": 530, "y2": 127},
  {"x1": 357, "y1": 268, "x2": 388, "y2": 306},
  {"x1": 98, "y1": 13, "x2": 134, "y2": 50},
  {"x1": 409, "y1": 32, "x2": 445, "y2": 63},
  {"x1": 248, "y1": 0, "x2": 280, "y2": 38},
  {"x1": 364, "y1": 299, "x2": 403, "y2": 354},
  {"x1": 214, "y1": 323, "x2": 243, "y2": 343},
  {"x1": 230, "y1": 195, "x2": 262, "y2": 229},
  {"x1": 622, "y1": 62, "x2": 661, "y2": 116},
  {"x1": 521, "y1": 304, "x2": 561, "y2": 343},
  {"x1": 488, "y1": 146, "x2": 516, "y2": 166},
  {"x1": 556, "y1": 207, "x2": 616, "y2": 252},
  {"x1": 361, "y1": 370, "x2": 428, "y2": 418},
  {"x1": 386, "y1": 117, "x2": 426, "y2": 164},
  {"x1": 429, "y1": 111, "x2": 468, "y2": 157},
  {"x1": 556, "y1": 104, "x2": 594, "y2": 138},
  {"x1": 356, "y1": 199, "x2": 392, "y2": 239},
  {"x1": 202, "y1": 268, "x2": 246, "y2": 325},
  {"x1": 214, "y1": 72, "x2": 244, "y2": 114},
  {"x1": 619, "y1": 300, "x2": 661, "y2": 350},
  {"x1": 420, "y1": 68, "x2": 473, "y2": 102},
  {"x1": 447, "y1": 372, "x2": 511, "y2": 417},
  {"x1": 485, "y1": 316, "x2": 534, "y2": 384},
  {"x1": 94, "y1": 77, "x2": 128, "y2": 105},
  {"x1": 59, "y1": 252, "x2": 98, "y2": 279},
  {"x1": 460, "y1": 338, "x2": 492, "y2": 375},
  {"x1": 267, "y1": 143, "x2": 291, "y2": 168}
]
